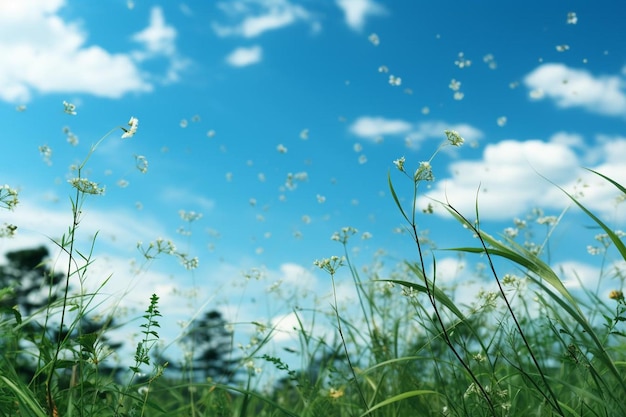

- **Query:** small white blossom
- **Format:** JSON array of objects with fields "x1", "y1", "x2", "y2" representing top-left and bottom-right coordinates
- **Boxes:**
[
  {"x1": 393, "y1": 156, "x2": 405, "y2": 172},
  {"x1": 63, "y1": 101, "x2": 77, "y2": 115},
  {"x1": 368, "y1": 33, "x2": 380, "y2": 46},
  {"x1": 389, "y1": 75, "x2": 402, "y2": 86},
  {"x1": 121, "y1": 117, "x2": 139, "y2": 138},
  {"x1": 567, "y1": 12, "x2": 578, "y2": 24}
]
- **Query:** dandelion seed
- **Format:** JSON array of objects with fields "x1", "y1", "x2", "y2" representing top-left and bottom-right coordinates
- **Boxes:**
[
  {"x1": 567, "y1": 12, "x2": 578, "y2": 24},
  {"x1": 257, "y1": 173, "x2": 266, "y2": 182},
  {"x1": 276, "y1": 144, "x2": 288, "y2": 153},
  {"x1": 504, "y1": 227, "x2": 518, "y2": 238},
  {"x1": 191, "y1": 115, "x2": 201, "y2": 122},
  {"x1": 497, "y1": 116, "x2": 507, "y2": 127},
  {"x1": 393, "y1": 156, "x2": 405, "y2": 172},
  {"x1": 509, "y1": 81, "x2": 519, "y2": 89},
  {"x1": 453, "y1": 91, "x2": 464, "y2": 100},
  {"x1": 358, "y1": 154, "x2": 368, "y2": 164},
  {"x1": 121, "y1": 117, "x2": 139, "y2": 138},
  {"x1": 63, "y1": 101, "x2": 77, "y2": 115},
  {"x1": 180, "y1": 119, "x2": 188, "y2": 128},
  {"x1": 556, "y1": 44, "x2": 570, "y2": 52},
  {"x1": 255, "y1": 247, "x2": 264, "y2": 255},
  {"x1": 368, "y1": 33, "x2": 380, "y2": 46},
  {"x1": 16, "y1": 105, "x2": 26, "y2": 112},
  {"x1": 300, "y1": 128, "x2": 309, "y2": 140},
  {"x1": 529, "y1": 89, "x2": 544, "y2": 99},
  {"x1": 388, "y1": 75, "x2": 402, "y2": 86},
  {"x1": 378, "y1": 65, "x2": 389, "y2": 73},
  {"x1": 316, "y1": 194, "x2": 326, "y2": 203},
  {"x1": 421, "y1": 106, "x2": 430, "y2": 115},
  {"x1": 225, "y1": 172, "x2": 233, "y2": 182},
  {"x1": 361, "y1": 232, "x2": 372, "y2": 240},
  {"x1": 302, "y1": 215, "x2": 311, "y2": 224},
  {"x1": 207, "y1": 129, "x2": 216, "y2": 138},
  {"x1": 117, "y1": 179, "x2": 129, "y2": 188},
  {"x1": 353, "y1": 143, "x2": 362, "y2": 152}
]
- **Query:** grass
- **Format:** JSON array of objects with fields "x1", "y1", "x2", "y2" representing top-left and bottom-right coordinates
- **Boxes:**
[{"x1": 1, "y1": 121, "x2": 625, "y2": 417}]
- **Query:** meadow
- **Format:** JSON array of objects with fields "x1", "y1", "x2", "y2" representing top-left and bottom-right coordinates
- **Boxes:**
[{"x1": 1, "y1": 118, "x2": 625, "y2": 417}]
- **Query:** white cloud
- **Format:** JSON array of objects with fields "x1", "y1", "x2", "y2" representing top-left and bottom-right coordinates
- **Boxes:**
[
  {"x1": 225, "y1": 45, "x2": 263, "y2": 67},
  {"x1": 524, "y1": 63, "x2": 626, "y2": 117},
  {"x1": 132, "y1": 7, "x2": 177, "y2": 56},
  {"x1": 213, "y1": 0, "x2": 311, "y2": 38},
  {"x1": 418, "y1": 136, "x2": 626, "y2": 222},
  {"x1": 349, "y1": 117, "x2": 483, "y2": 144},
  {"x1": 0, "y1": 0, "x2": 152, "y2": 102},
  {"x1": 349, "y1": 116, "x2": 412, "y2": 138},
  {"x1": 336, "y1": 0, "x2": 386, "y2": 31}
]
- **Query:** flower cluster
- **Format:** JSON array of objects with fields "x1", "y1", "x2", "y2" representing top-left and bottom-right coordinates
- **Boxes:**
[
  {"x1": 121, "y1": 116, "x2": 139, "y2": 139},
  {"x1": 314, "y1": 255, "x2": 345, "y2": 275},
  {"x1": 68, "y1": 177, "x2": 105, "y2": 195},
  {"x1": 0, "y1": 184, "x2": 19, "y2": 210},
  {"x1": 331, "y1": 226, "x2": 358, "y2": 244},
  {"x1": 444, "y1": 130, "x2": 464, "y2": 147}
]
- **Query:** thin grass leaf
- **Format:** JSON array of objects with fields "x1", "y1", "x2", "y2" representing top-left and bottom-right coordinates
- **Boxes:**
[
  {"x1": 388, "y1": 172, "x2": 410, "y2": 223},
  {"x1": 0, "y1": 376, "x2": 48, "y2": 417},
  {"x1": 360, "y1": 390, "x2": 442, "y2": 416}
]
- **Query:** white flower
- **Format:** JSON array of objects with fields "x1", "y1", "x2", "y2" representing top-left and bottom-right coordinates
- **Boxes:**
[
  {"x1": 393, "y1": 156, "x2": 405, "y2": 172},
  {"x1": 121, "y1": 117, "x2": 139, "y2": 138},
  {"x1": 63, "y1": 101, "x2": 77, "y2": 115}
]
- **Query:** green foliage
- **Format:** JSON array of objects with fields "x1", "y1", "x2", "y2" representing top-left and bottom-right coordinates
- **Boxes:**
[{"x1": 2, "y1": 118, "x2": 626, "y2": 417}]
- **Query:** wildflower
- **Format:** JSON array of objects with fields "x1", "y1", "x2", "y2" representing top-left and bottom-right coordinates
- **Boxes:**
[
  {"x1": 63, "y1": 100, "x2": 77, "y2": 115},
  {"x1": 314, "y1": 255, "x2": 344, "y2": 275},
  {"x1": 121, "y1": 117, "x2": 139, "y2": 138},
  {"x1": 179, "y1": 210, "x2": 203, "y2": 222},
  {"x1": 448, "y1": 79, "x2": 461, "y2": 91},
  {"x1": 609, "y1": 290, "x2": 624, "y2": 301},
  {"x1": 0, "y1": 223, "x2": 17, "y2": 238},
  {"x1": 567, "y1": 12, "x2": 578, "y2": 24},
  {"x1": 393, "y1": 156, "x2": 405, "y2": 172},
  {"x1": 329, "y1": 387, "x2": 344, "y2": 399},
  {"x1": 454, "y1": 52, "x2": 471, "y2": 68},
  {"x1": 39, "y1": 145, "x2": 52, "y2": 165},
  {"x1": 0, "y1": 185, "x2": 19, "y2": 210},
  {"x1": 68, "y1": 178, "x2": 105, "y2": 195},
  {"x1": 135, "y1": 155, "x2": 148, "y2": 173},
  {"x1": 444, "y1": 130, "x2": 464, "y2": 147},
  {"x1": 388, "y1": 75, "x2": 402, "y2": 86},
  {"x1": 483, "y1": 54, "x2": 497, "y2": 69},
  {"x1": 503, "y1": 227, "x2": 518, "y2": 238},
  {"x1": 414, "y1": 161, "x2": 434, "y2": 182}
]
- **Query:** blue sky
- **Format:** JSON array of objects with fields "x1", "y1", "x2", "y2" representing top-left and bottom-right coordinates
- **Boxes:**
[{"x1": 1, "y1": 0, "x2": 626, "y2": 375}]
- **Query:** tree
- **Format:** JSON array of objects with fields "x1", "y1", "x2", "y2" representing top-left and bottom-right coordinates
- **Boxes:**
[
  {"x1": 0, "y1": 246, "x2": 64, "y2": 315},
  {"x1": 164, "y1": 310, "x2": 240, "y2": 382}
]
